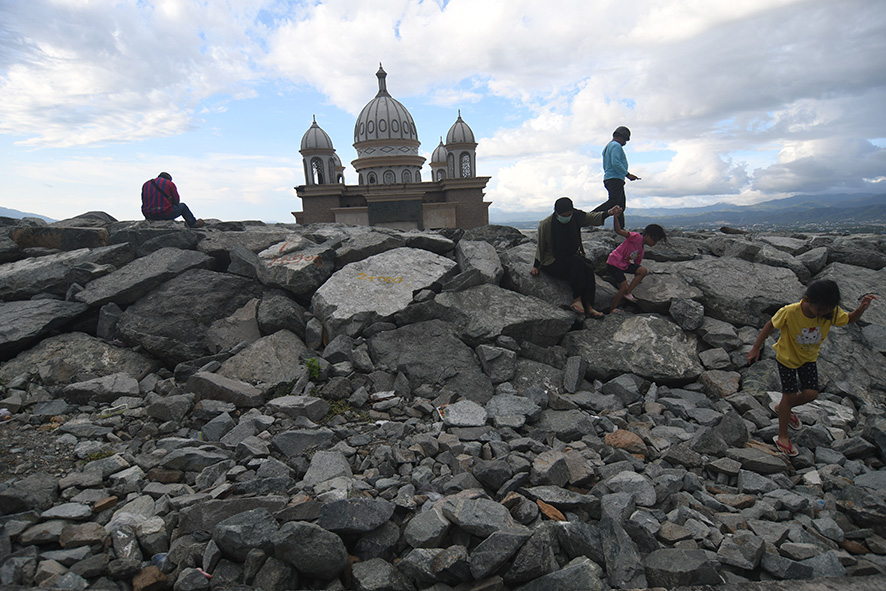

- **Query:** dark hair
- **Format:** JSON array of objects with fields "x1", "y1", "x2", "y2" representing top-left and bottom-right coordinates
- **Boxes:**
[
  {"x1": 158, "y1": 172, "x2": 172, "y2": 181},
  {"x1": 643, "y1": 224, "x2": 666, "y2": 242},
  {"x1": 805, "y1": 279, "x2": 841, "y2": 308},
  {"x1": 554, "y1": 197, "x2": 574, "y2": 214}
]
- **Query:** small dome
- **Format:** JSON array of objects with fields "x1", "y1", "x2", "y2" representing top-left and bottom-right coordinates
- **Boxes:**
[
  {"x1": 431, "y1": 138, "x2": 448, "y2": 164},
  {"x1": 301, "y1": 117, "x2": 334, "y2": 151},
  {"x1": 446, "y1": 111, "x2": 475, "y2": 144},
  {"x1": 354, "y1": 65, "x2": 419, "y2": 144}
]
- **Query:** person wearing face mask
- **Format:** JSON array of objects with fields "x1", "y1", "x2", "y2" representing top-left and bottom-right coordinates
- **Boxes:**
[{"x1": 530, "y1": 197, "x2": 622, "y2": 318}]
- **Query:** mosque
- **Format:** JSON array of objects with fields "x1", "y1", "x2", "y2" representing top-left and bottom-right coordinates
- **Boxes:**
[{"x1": 293, "y1": 65, "x2": 491, "y2": 230}]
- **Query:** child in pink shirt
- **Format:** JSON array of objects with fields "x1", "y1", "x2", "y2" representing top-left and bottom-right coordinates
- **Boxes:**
[{"x1": 606, "y1": 217, "x2": 666, "y2": 312}]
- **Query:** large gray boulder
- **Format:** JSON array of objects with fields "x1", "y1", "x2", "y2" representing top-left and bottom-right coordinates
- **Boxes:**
[
  {"x1": 0, "y1": 300, "x2": 89, "y2": 359},
  {"x1": 0, "y1": 244, "x2": 133, "y2": 301},
  {"x1": 562, "y1": 314, "x2": 704, "y2": 385},
  {"x1": 454, "y1": 240, "x2": 504, "y2": 285},
  {"x1": 314, "y1": 248, "x2": 457, "y2": 339},
  {"x1": 368, "y1": 320, "x2": 494, "y2": 404},
  {"x1": 432, "y1": 284, "x2": 575, "y2": 347},
  {"x1": 116, "y1": 269, "x2": 262, "y2": 366},
  {"x1": 501, "y1": 243, "x2": 572, "y2": 308},
  {"x1": 656, "y1": 256, "x2": 806, "y2": 327},
  {"x1": 0, "y1": 332, "x2": 157, "y2": 385},
  {"x1": 74, "y1": 247, "x2": 212, "y2": 307},
  {"x1": 217, "y1": 329, "x2": 307, "y2": 387},
  {"x1": 815, "y1": 262, "x2": 886, "y2": 328},
  {"x1": 256, "y1": 236, "x2": 335, "y2": 297}
]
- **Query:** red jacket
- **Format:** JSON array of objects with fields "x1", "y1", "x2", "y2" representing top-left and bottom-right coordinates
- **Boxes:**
[{"x1": 141, "y1": 177, "x2": 180, "y2": 218}]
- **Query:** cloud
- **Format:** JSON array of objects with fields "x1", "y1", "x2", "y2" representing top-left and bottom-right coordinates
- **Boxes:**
[{"x1": 0, "y1": 0, "x2": 265, "y2": 147}]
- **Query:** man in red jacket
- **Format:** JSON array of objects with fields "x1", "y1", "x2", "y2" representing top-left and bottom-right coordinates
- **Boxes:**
[{"x1": 141, "y1": 172, "x2": 204, "y2": 228}]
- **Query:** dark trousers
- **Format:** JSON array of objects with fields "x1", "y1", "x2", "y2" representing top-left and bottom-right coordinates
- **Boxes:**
[
  {"x1": 593, "y1": 178, "x2": 626, "y2": 227},
  {"x1": 541, "y1": 254, "x2": 596, "y2": 308}
]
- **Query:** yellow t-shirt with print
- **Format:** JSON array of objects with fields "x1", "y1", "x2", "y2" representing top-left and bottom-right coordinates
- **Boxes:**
[{"x1": 771, "y1": 301, "x2": 849, "y2": 368}]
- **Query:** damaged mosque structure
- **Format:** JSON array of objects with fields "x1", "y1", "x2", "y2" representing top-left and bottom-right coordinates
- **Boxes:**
[{"x1": 293, "y1": 65, "x2": 491, "y2": 230}]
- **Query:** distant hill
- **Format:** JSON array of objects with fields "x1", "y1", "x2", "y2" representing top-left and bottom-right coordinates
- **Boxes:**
[
  {"x1": 0, "y1": 206, "x2": 55, "y2": 223},
  {"x1": 493, "y1": 193, "x2": 886, "y2": 232}
]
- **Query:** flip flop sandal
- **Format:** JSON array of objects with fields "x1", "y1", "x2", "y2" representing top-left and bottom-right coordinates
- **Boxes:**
[
  {"x1": 571, "y1": 303, "x2": 585, "y2": 314},
  {"x1": 586, "y1": 309, "x2": 605, "y2": 320},
  {"x1": 772, "y1": 435, "x2": 799, "y2": 457},
  {"x1": 769, "y1": 401, "x2": 802, "y2": 430},
  {"x1": 623, "y1": 293, "x2": 638, "y2": 303}
]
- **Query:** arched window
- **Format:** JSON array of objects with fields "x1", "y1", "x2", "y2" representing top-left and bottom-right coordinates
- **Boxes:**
[
  {"x1": 447, "y1": 153, "x2": 455, "y2": 178},
  {"x1": 328, "y1": 160, "x2": 336, "y2": 184},
  {"x1": 402, "y1": 170, "x2": 412, "y2": 183},
  {"x1": 368, "y1": 173, "x2": 377, "y2": 185},
  {"x1": 383, "y1": 170, "x2": 395, "y2": 184},
  {"x1": 359, "y1": 173, "x2": 364, "y2": 185},
  {"x1": 311, "y1": 157, "x2": 325, "y2": 184},
  {"x1": 436, "y1": 169, "x2": 445, "y2": 181},
  {"x1": 460, "y1": 152, "x2": 472, "y2": 178}
]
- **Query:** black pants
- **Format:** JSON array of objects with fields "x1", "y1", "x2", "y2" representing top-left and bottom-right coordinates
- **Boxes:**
[
  {"x1": 593, "y1": 178, "x2": 626, "y2": 227},
  {"x1": 541, "y1": 254, "x2": 596, "y2": 308}
]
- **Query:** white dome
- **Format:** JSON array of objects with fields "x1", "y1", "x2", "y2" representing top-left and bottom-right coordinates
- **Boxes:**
[
  {"x1": 446, "y1": 112, "x2": 475, "y2": 144},
  {"x1": 301, "y1": 117, "x2": 334, "y2": 151},
  {"x1": 354, "y1": 65, "x2": 418, "y2": 144},
  {"x1": 431, "y1": 138, "x2": 448, "y2": 164}
]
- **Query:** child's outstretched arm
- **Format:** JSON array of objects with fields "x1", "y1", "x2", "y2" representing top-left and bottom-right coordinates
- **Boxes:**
[
  {"x1": 612, "y1": 209, "x2": 630, "y2": 238},
  {"x1": 747, "y1": 320, "x2": 774, "y2": 365},
  {"x1": 848, "y1": 294, "x2": 878, "y2": 323}
]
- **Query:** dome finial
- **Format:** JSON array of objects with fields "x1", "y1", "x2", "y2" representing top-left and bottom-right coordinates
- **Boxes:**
[
  {"x1": 376, "y1": 63, "x2": 389, "y2": 97},
  {"x1": 312, "y1": 114, "x2": 317, "y2": 123}
]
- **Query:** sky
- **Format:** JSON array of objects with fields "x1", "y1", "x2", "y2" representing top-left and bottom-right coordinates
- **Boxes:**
[{"x1": 1, "y1": 0, "x2": 885, "y2": 224}]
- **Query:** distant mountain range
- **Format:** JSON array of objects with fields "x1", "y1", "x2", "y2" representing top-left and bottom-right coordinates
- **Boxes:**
[
  {"x1": 0, "y1": 207, "x2": 55, "y2": 223},
  {"x1": 5, "y1": 193, "x2": 886, "y2": 232},
  {"x1": 492, "y1": 193, "x2": 886, "y2": 232}
]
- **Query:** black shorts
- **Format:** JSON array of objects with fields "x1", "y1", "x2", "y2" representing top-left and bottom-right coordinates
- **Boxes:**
[
  {"x1": 607, "y1": 263, "x2": 640, "y2": 285},
  {"x1": 777, "y1": 360, "x2": 819, "y2": 393}
]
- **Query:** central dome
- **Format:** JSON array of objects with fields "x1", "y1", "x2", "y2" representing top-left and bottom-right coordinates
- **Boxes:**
[{"x1": 354, "y1": 65, "x2": 418, "y2": 144}]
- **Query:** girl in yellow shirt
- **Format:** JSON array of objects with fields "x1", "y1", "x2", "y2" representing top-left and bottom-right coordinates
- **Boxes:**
[{"x1": 747, "y1": 280, "x2": 877, "y2": 457}]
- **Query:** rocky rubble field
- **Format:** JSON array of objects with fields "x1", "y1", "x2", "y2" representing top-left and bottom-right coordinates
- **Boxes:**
[{"x1": 1, "y1": 212, "x2": 885, "y2": 591}]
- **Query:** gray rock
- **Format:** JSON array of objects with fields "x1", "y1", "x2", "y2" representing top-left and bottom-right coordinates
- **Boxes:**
[
  {"x1": 272, "y1": 427, "x2": 334, "y2": 457},
  {"x1": 272, "y1": 521, "x2": 347, "y2": 580},
  {"x1": 265, "y1": 395, "x2": 330, "y2": 422},
  {"x1": 441, "y1": 496, "x2": 525, "y2": 538},
  {"x1": 0, "y1": 243, "x2": 133, "y2": 300},
  {"x1": 504, "y1": 527, "x2": 558, "y2": 586},
  {"x1": 0, "y1": 472, "x2": 58, "y2": 513},
  {"x1": 0, "y1": 300, "x2": 89, "y2": 359},
  {"x1": 351, "y1": 557, "x2": 415, "y2": 591},
  {"x1": 161, "y1": 446, "x2": 233, "y2": 472},
  {"x1": 514, "y1": 557, "x2": 606, "y2": 591},
  {"x1": 301, "y1": 450, "x2": 353, "y2": 487},
  {"x1": 0, "y1": 331, "x2": 156, "y2": 385},
  {"x1": 432, "y1": 283, "x2": 576, "y2": 347},
  {"x1": 313, "y1": 247, "x2": 456, "y2": 338},
  {"x1": 217, "y1": 329, "x2": 307, "y2": 386},
  {"x1": 75, "y1": 247, "x2": 212, "y2": 307},
  {"x1": 60, "y1": 372, "x2": 140, "y2": 405},
  {"x1": 659, "y1": 256, "x2": 806, "y2": 326},
  {"x1": 476, "y1": 344, "x2": 517, "y2": 384},
  {"x1": 187, "y1": 371, "x2": 264, "y2": 408},
  {"x1": 455, "y1": 239, "x2": 504, "y2": 284},
  {"x1": 116, "y1": 268, "x2": 262, "y2": 365},
  {"x1": 369, "y1": 320, "x2": 494, "y2": 403},
  {"x1": 669, "y1": 297, "x2": 705, "y2": 331},
  {"x1": 644, "y1": 548, "x2": 722, "y2": 587},
  {"x1": 562, "y1": 314, "x2": 703, "y2": 385},
  {"x1": 443, "y1": 400, "x2": 488, "y2": 427},
  {"x1": 213, "y1": 508, "x2": 279, "y2": 562},
  {"x1": 317, "y1": 499, "x2": 395, "y2": 534}
]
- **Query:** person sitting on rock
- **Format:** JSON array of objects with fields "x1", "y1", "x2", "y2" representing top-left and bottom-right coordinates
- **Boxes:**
[
  {"x1": 606, "y1": 217, "x2": 666, "y2": 312},
  {"x1": 141, "y1": 172, "x2": 204, "y2": 228},
  {"x1": 747, "y1": 279, "x2": 877, "y2": 457},
  {"x1": 530, "y1": 197, "x2": 621, "y2": 319}
]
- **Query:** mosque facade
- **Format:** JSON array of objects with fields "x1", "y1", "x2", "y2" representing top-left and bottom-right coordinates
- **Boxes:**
[{"x1": 293, "y1": 65, "x2": 490, "y2": 230}]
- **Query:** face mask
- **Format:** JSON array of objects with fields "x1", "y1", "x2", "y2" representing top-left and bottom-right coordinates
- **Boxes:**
[{"x1": 557, "y1": 214, "x2": 572, "y2": 224}]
